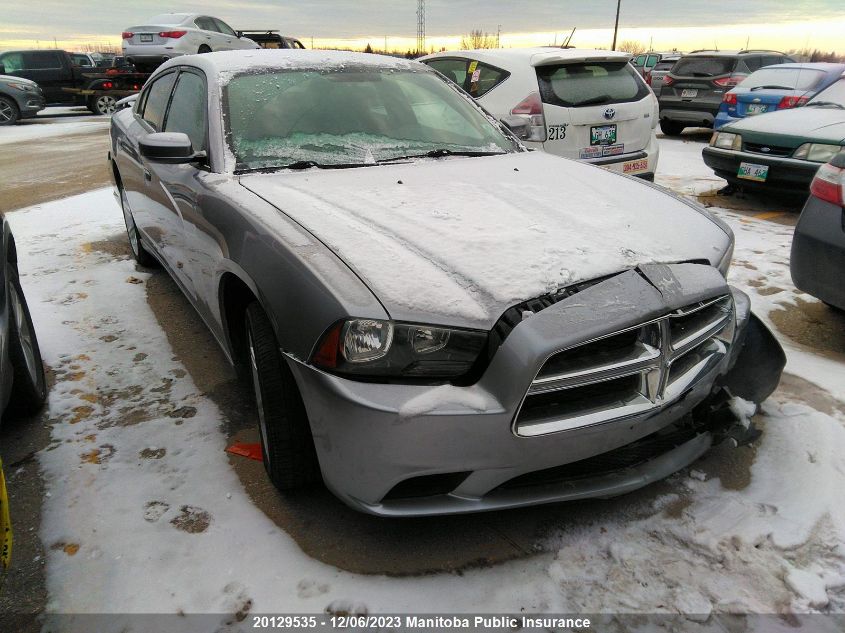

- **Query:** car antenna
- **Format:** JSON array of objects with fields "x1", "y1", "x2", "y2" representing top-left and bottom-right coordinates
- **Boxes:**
[{"x1": 562, "y1": 27, "x2": 576, "y2": 48}]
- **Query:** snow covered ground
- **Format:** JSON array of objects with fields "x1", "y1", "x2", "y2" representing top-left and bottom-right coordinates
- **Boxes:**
[
  {"x1": 0, "y1": 108, "x2": 109, "y2": 146},
  {"x1": 5, "y1": 135, "x2": 845, "y2": 630}
]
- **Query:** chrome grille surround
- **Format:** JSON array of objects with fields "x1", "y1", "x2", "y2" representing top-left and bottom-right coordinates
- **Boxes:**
[{"x1": 514, "y1": 295, "x2": 735, "y2": 437}]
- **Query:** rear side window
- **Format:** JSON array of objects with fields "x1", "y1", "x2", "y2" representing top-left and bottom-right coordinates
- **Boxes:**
[
  {"x1": 426, "y1": 58, "x2": 469, "y2": 88},
  {"x1": 761, "y1": 55, "x2": 786, "y2": 67},
  {"x1": 164, "y1": 71, "x2": 208, "y2": 152},
  {"x1": 536, "y1": 61, "x2": 649, "y2": 108},
  {"x1": 672, "y1": 56, "x2": 736, "y2": 77},
  {"x1": 0, "y1": 53, "x2": 24, "y2": 72},
  {"x1": 22, "y1": 51, "x2": 63, "y2": 70},
  {"x1": 467, "y1": 61, "x2": 509, "y2": 98},
  {"x1": 195, "y1": 17, "x2": 218, "y2": 31},
  {"x1": 214, "y1": 19, "x2": 237, "y2": 37},
  {"x1": 140, "y1": 72, "x2": 177, "y2": 131}
]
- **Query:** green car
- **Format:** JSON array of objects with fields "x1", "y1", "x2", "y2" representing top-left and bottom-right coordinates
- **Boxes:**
[{"x1": 702, "y1": 75, "x2": 845, "y2": 194}]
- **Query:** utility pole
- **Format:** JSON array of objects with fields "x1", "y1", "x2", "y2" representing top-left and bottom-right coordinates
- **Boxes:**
[
  {"x1": 611, "y1": 0, "x2": 621, "y2": 51},
  {"x1": 497, "y1": 24, "x2": 501, "y2": 48},
  {"x1": 416, "y1": 0, "x2": 426, "y2": 56}
]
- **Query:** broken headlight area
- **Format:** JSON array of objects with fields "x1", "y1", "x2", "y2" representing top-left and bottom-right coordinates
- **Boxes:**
[{"x1": 311, "y1": 318, "x2": 488, "y2": 381}]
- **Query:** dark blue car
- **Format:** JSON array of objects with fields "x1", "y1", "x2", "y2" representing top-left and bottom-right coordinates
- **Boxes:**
[{"x1": 714, "y1": 62, "x2": 845, "y2": 130}]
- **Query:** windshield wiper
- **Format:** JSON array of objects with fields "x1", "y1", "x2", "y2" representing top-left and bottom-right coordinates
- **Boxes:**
[
  {"x1": 804, "y1": 101, "x2": 845, "y2": 109},
  {"x1": 377, "y1": 148, "x2": 506, "y2": 163},
  {"x1": 236, "y1": 160, "x2": 372, "y2": 174},
  {"x1": 750, "y1": 85, "x2": 794, "y2": 91}
]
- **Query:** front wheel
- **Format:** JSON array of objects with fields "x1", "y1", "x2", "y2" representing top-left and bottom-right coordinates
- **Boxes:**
[
  {"x1": 5, "y1": 265, "x2": 47, "y2": 417},
  {"x1": 660, "y1": 119, "x2": 686, "y2": 136},
  {"x1": 89, "y1": 94, "x2": 117, "y2": 116},
  {"x1": 245, "y1": 302, "x2": 321, "y2": 491},
  {"x1": 0, "y1": 96, "x2": 19, "y2": 126},
  {"x1": 119, "y1": 186, "x2": 158, "y2": 267}
]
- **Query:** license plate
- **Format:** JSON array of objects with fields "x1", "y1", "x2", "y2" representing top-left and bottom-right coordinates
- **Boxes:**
[
  {"x1": 746, "y1": 103, "x2": 768, "y2": 115},
  {"x1": 590, "y1": 124, "x2": 617, "y2": 146},
  {"x1": 737, "y1": 162, "x2": 769, "y2": 182},
  {"x1": 140, "y1": 33, "x2": 153, "y2": 42},
  {"x1": 681, "y1": 89, "x2": 698, "y2": 98},
  {"x1": 623, "y1": 158, "x2": 649, "y2": 174}
]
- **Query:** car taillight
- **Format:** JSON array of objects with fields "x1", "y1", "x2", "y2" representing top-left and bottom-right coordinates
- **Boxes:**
[
  {"x1": 713, "y1": 74, "x2": 747, "y2": 88},
  {"x1": 662, "y1": 75, "x2": 675, "y2": 87},
  {"x1": 778, "y1": 95, "x2": 809, "y2": 109},
  {"x1": 646, "y1": 72, "x2": 652, "y2": 86},
  {"x1": 510, "y1": 92, "x2": 546, "y2": 142},
  {"x1": 159, "y1": 30, "x2": 187, "y2": 38},
  {"x1": 102, "y1": 81, "x2": 113, "y2": 89},
  {"x1": 809, "y1": 163, "x2": 845, "y2": 206},
  {"x1": 722, "y1": 92, "x2": 737, "y2": 105},
  {"x1": 122, "y1": 32, "x2": 134, "y2": 39}
]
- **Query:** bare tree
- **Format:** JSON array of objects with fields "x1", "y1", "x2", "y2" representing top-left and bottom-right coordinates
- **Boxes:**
[
  {"x1": 618, "y1": 40, "x2": 647, "y2": 55},
  {"x1": 460, "y1": 29, "x2": 497, "y2": 49}
]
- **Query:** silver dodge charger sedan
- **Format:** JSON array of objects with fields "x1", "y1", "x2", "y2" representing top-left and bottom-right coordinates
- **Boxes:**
[{"x1": 109, "y1": 50, "x2": 785, "y2": 516}]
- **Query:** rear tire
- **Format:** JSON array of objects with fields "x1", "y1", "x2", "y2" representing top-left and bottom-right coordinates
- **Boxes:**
[
  {"x1": 245, "y1": 302, "x2": 321, "y2": 490},
  {"x1": 89, "y1": 94, "x2": 117, "y2": 116},
  {"x1": 119, "y1": 186, "x2": 158, "y2": 267},
  {"x1": 198, "y1": 45, "x2": 212, "y2": 54},
  {"x1": 0, "y1": 96, "x2": 19, "y2": 126},
  {"x1": 5, "y1": 265, "x2": 47, "y2": 417},
  {"x1": 660, "y1": 119, "x2": 685, "y2": 136}
]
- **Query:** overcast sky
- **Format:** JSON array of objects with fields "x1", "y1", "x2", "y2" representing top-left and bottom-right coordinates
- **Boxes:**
[{"x1": 3, "y1": 0, "x2": 844, "y2": 49}]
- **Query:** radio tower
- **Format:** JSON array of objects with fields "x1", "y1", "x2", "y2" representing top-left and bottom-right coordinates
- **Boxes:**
[{"x1": 416, "y1": 0, "x2": 426, "y2": 55}]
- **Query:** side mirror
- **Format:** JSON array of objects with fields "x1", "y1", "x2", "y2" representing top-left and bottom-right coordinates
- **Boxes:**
[
  {"x1": 139, "y1": 132, "x2": 204, "y2": 164},
  {"x1": 500, "y1": 115, "x2": 530, "y2": 140}
]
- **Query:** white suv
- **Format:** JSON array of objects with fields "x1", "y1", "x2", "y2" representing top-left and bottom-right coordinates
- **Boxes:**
[{"x1": 420, "y1": 48, "x2": 660, "y2": 180}]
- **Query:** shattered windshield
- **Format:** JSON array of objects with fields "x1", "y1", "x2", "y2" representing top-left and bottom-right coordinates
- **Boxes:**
[{"x1": 223, "y1": 66, "x2": 518, "y2": 170}]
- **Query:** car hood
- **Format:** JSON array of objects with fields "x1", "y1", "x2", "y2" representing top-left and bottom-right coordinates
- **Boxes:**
[
  {"x1": 0, "y1": 74, "x2": 38, "y2": 87},
  {"x1": 240, "y1": 152, "x2": 732, "y2": 329},
  {"x1": 725, "y1": 106, "x2": 845, "y2": 142}
]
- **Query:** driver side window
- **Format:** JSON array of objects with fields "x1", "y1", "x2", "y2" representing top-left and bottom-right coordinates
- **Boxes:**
[
  {"x1": 140, "y1": 72, "x2": 177, "y2": 131},
  {"x1": 164, "y1": 71, "x2": 208, "y2": 153}
]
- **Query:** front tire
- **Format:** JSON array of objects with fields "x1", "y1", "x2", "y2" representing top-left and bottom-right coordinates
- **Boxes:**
[
  {"x1": 245, "y1": 302, "x2": 321, "y2": 490},
  {"x1": 0, "y1": 96, "x2": 19, "y2": 126},
  {"x1": 5, "y1": 265, "x2": 47, "y2": 417},
  {"x1": 119, "y1": 186, "x2": 158, "y2": 267},
  {"x1": 660, "y1": 119, "x2": 685, "y2": 136}
]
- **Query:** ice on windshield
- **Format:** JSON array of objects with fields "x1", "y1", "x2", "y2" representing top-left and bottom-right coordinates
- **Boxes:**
[{"x1": 224, "y1": 68, "x2": 516, "y2": 170}]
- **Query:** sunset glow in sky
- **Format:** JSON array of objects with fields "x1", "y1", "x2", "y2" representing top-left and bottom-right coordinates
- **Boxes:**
[{"x1": 2, "y1": 1, "x2": 843, "y2": 53}]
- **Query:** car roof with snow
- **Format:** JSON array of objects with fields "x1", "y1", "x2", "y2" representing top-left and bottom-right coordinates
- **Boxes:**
[
  {"x1": 156, "y1": 49, "x2": 422, "y2": 77},
  {"x1": 421, "y1": 47, "x2": 631, "y2": 70}
]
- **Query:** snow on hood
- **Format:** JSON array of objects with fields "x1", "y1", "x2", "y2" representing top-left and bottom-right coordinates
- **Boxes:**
[
  {"x1": 726, "y1": 106, "x2": 845, "y2": 142},
  {"x1": 240, "y1": 152, "x2": 732, "y2": 329},
  {"x1": 0, "y1": 74, "x2": 37, "y2": 86}
]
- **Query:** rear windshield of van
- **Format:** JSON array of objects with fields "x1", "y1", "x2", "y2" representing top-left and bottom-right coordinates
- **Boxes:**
[
  {"x1": 671, "y1": 56, "x2": 736, "y2": 77},
  {"x1": 536, "y1": 61, "x2": 649, "y2": 108}
]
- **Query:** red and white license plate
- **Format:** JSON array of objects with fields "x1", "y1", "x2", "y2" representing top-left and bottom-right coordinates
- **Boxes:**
[{"x1": 623, "y1": 158, "x2": 649, "y2": 174}]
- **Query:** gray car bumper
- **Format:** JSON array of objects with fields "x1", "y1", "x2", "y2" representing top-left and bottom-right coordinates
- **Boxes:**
[{"x1": 288, "y1": 265, "x2": 783, "y2": 516}]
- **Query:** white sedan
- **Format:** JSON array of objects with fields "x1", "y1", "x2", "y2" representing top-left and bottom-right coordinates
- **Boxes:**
[{"x1": 122, "y1": 13, "x2": 259, "y2": 72}]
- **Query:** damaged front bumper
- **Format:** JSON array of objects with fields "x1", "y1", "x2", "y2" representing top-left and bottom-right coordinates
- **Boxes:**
[{"x1": 289, "y1": 263, "x2": 785, "y2": 517}]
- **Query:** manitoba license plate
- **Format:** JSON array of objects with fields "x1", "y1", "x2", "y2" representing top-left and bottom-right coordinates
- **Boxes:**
[
  {"x1": 681, "y1": 89, "x2": 698, "y2": 98},
  {"x1": 590, "y1": 124, "x2": 617, "y2": 145},
  {"x1": 737, "y1": 162, "x2": 769, "y2": 182},
  {"x1": 140, "y1": 33, "x2": 153, "y2": 42}
]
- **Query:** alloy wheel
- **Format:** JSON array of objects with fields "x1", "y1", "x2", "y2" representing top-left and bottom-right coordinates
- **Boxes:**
[
  {"x1": 8, "y1": 282, "x2": 39, "y2": 387},
  {"x1": 96, "y1": 95, "x2": 117, "y2": 115},
  {"x1": 0, "y1": 100, "x2": 13, "y2": 123}
]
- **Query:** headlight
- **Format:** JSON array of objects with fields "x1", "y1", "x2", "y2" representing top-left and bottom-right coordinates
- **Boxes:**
[
  {"x1": 312, "y1": 318, "x2": 487, "y2": 380},
  {"x1": 793, "y1": 143, "x2": 842, "y2": 163},
  {"x1": 6, "y1": 82, "x2": 34, "y2": 92},
  {"x1": 710, "y1": 132, "x2": 742, "y2": 150}
]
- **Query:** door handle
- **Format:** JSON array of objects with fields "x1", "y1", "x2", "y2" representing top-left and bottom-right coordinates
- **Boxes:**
[{"x1": 143, "y1": 169, "x2": 152, "y2": 182}]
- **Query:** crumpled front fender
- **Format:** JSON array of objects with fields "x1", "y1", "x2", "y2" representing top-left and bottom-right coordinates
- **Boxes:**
[{"x1": 722, "y1": 312, "x2": 785, "y2": 403}]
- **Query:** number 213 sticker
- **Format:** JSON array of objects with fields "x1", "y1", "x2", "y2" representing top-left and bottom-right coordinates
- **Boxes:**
[{"x1": 547, "y1": 124, "x2": 567, "y2": 140}]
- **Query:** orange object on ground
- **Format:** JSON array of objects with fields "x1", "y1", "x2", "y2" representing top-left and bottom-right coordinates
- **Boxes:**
[{"x1": 225, "y1": 443, "x2": 263, "y2": 461}]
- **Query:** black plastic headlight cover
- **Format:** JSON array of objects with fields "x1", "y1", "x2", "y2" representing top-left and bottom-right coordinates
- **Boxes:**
[{"x1": 311, "y1": 318, "x2": 488, "y2": 382}]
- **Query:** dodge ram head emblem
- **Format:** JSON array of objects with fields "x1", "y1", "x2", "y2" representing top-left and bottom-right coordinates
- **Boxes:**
[{"x1": 604, "y1": 108, "x2": 616, "y2": 120}]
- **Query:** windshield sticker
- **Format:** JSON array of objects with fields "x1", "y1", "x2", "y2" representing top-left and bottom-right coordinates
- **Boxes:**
[
  {"x1": 468, "y1": 60, "x2": 478, "y2": 73},
  {"x1": 471, "y1": 69, "x2": 481, "y2": 83}
]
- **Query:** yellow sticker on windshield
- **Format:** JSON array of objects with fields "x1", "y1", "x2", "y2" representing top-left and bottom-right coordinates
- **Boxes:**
[{"x1": 468, "y1": 60, "x2": 478, "y2": 73}]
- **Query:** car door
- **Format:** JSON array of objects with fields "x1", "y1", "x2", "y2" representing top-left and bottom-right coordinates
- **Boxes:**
[
  {"x1": 212, "y1": 18, "x2": 242, "y2": 51},
  {"x1": 194, "y1": 16, "x2": 222, "y2": 50},
  {"x1": 123, "y1": 70, "x2": 178, "y2": 260},
  {"x1": 535, "y1": 60, "x2": 653, "y2": 160}
]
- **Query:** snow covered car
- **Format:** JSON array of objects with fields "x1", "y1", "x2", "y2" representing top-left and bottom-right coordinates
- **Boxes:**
[
  {"x1": 420, "y1": 48, "x2": 660, "y2": 180},
  {"x1": 121, "y1": 13, "x2": 259, "y2": 72},
  {"x1": 1, "y1": 213, "x2": 47, "y2": 424},
  {"x1": 108, "y1": 50, "x2": 785, "y2": 516}
]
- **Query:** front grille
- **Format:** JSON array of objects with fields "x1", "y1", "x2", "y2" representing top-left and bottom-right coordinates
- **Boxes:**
[
  {"x1": 514, "y1": 295, "x2": 734, "y2": 437},
  {"x1": 743, "y1": 142, "x2": 793, "y2": 157}
]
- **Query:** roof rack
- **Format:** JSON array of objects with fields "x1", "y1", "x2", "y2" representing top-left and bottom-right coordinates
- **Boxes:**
[
  {"x1": 238, "y1": 29, "x2": 280, "y2": 33},
  {"x1": 738, "y1": 49, "x2": 783, "y2": 54},
  {"x1": 688, "y1": 49, "x2": 720, "y2": 53}
]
